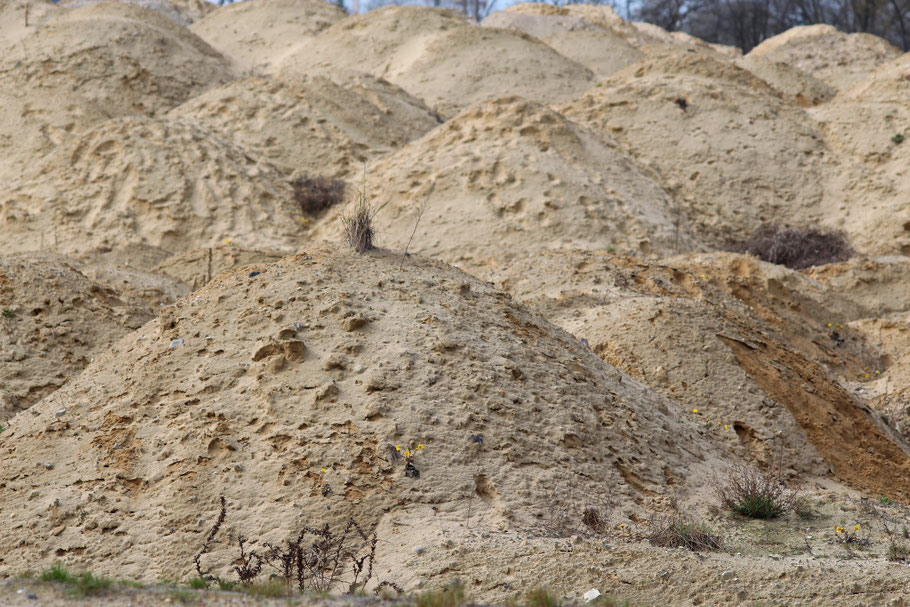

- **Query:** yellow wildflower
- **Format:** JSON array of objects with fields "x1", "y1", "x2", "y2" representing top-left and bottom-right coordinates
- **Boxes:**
[
  {"x1": 724, "y1": 425, "x2": 728, "y2": 431},
  {"x1": 404, "y1": 450, "x2": 411, "y2": 457},
  {"x1": 836, "y1": 526, "x2": 843, "y2": 533},
  {"x1": 827, "y1": 323, "x2": 832, "y2": 327},
  {"x1": 854, "y1": 525, "x2": 860, "y2": 531},
  {"x1": 417, "y1": 443, "x2": 425, "y2": 450},
  {"x1": 395, "y1": 445, "x2": 401, "y2": 451},
  {"x1": 692, "y1": 408, "x2": 698, "y2": 414},
  {"x1": 320, "y1": 468, "x2": 327, "y2": 474}
]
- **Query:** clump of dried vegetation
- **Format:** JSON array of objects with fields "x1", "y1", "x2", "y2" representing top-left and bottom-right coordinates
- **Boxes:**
[
  {"x1": 646, "y1": 515, "x2": 724, "y2": 552},
  {"x1": 729, "y1": 224, "x2": 854, "y2": 269},
  {"x1": 292, "y1": 176, "x2": 345, "y2": 216},
  {"x1": 341, "y1": 185, "x2": 387, "y2": 254},
  {"x1": 194, "y1": 497, "x2": 377, "y2": 595},
  {"x1": 715, "y1": 464, "x2": 796, "y2": 520}
]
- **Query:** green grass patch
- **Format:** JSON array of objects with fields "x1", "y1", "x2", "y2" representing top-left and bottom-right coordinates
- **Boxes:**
[
  {"x1": 187, "y1": 577, "x2": 208, "y2": 589},
  {"x1": 527, "y1": 588, "x2": 559, "y2": 607},
  {"x1": 417, "y1": 582, "x2": 466, "y2": 607}
]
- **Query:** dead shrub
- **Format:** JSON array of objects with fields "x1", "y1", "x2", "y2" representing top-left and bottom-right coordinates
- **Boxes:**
[
  {"x1": 646, "y1": 515, "x2": 723, "y2": 552},
  {"x1": 292, "y1": 176, "x2": 345, "y2": 216},
  {"x1": 715, "y1": 464, "x2": 796, "y2": 519},
  {"x1": 729, "y1": 224, "x2": 854, "y2": 269},
  {"x1": 341, "y1": 187, "x2": 387, "y2": 254}
]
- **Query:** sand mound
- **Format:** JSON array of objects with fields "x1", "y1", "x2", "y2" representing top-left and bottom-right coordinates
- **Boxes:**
[
  {"x1": 0, "y1": 244, "x2": 721, "y2": 581},
  {"x1": 481, "y1": 10, "x2": 599, "y2": 38},
  {"x1": 190, "y1": 0, "x2": 347, "y2": 73},
  {"x1": 561, "y1": 50, "x2": 837, "y2": 247},
  {"x1": 805, "y1": 52, "x2": 910, "y2": 255},
  {"x1": 493, "y1": 249, "x2": 910, "y2": 499},
  {"x1": 542, "y1": 29, "x2": 644, "y2": 78},
  {"x1": 152, "y1": 245, "x2": 286, "y2": 288},
  {"x1": 0, "y1": 116, "x2": 303, "y2": 263},
  {"x1": 170, "y1": 75, "x2": 441, "y2": 180},
  {"x1": 736, "y1": 54, "x2": 836, "y2": 106},
  {"x1": 59, "y1": 0, "x2": 214, "y2": 25},
  {"x1": 279, "y1": 6, "x2": 593, "y2": 115},
  {"x1": 804, "y1": 257, "x2": 910, "y2": 317},
  {"x1": 0, "y1": 0, "x2": 59, "y2": 53},
  {"x1": 0, "y1": 254, "x2": 154, "y2": 422},
  {"x1": 310, "y1": 96, "x2": 696, "y2": 271},
  {"x1": 0, "y1": 0, "x2": 232, "y2": 117},
  {"x1": 747, "y1": 24, "x2": 902, "y2": 90}
]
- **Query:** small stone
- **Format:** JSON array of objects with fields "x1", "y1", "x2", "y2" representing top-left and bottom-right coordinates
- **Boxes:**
[
  {"x1": 234, "y1": 464, "x2": 244, "y2": 472},
  {"x1": 414, "y1": 546, "x2": 425, "y2": 555},
  {"x1": 583, "y1": 589, "x2": 601, "y2": 603},
  {"x1": 248, "y1": 271, "x2": 261, "y2": 278},
  {"x1": 54, "y1": 408, "x2": 67, "y2": 417},
  {"x1": 169, "y1": 339, "x2": 184, "y2": 349},
  {"x1": 26, "y1": 593, "x2": 37, "y2": 600},
  {"x1": 720, "y1": 570, "x2": 735, "y2": 581}
]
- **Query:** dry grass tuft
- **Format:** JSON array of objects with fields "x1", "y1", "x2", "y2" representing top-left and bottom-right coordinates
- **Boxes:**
[
  {"x1": 341, "y1": 187, "x2": 386, "y2": 254},
  {"x1": 715, "y1": 464, "x2": 796, "y2": 519},
  {"x1": 730, "y1": 224, "x2": 854, "y2": 269},
  {"x1": 292, "y1": 176, "x2": 345, "y2": 216},
  {"x1": 647, "y1": 515, "x2": 723, "y2": 552}
]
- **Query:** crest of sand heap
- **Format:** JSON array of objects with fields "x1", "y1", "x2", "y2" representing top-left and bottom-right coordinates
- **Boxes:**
[
  {"x1": 278, "y1": 5, "x2": 593, "y2": 116},
  {"x1": 0, "y1": 115, "x2": 302, "y2": 265},
  {"x1": 190, "y1": 0, "x2": 347, "y2": 74},
  {"x1": 804, "y1": 257, "x2": 910, "y2": 317},
  {"x1": 560, "y1": 48, "x2": 839, "y2": 249},
  {"x1": 0, "y1": 0, "x2": 233, "y2": 118},
  {"x1": 491, "y1": 248, "x2": 910, "y2": 501},
  {"x1": 747, "y1": 24, "x2": 902, "y2": 91},
  {"x1": 736, "y1": 54, "x2": 836, "y2": 106},
  {"x1": 0, "y1": 243, "x2": 724, "y2": 581},
  {"x1": 480, "y1": 11, "x2": 644, "y2": 78},
  {"x1": 806, "y1": 52, "x2": 910, "y2": 256},
  {"x1": 0, "y1": 0, "x2": 60, "y2": 53},
  {"x1": 0, "y1": 254, "x2": 155, "y2": 423},
  {"x1": 169, "y1": 75, "x2": 441, "y2": 180},
  {"x1": 60, "y1": 0, "x2": 215, "y2": 25},
  {"x1": 308, "y1": 96, "x2": 697, "y2": 273}
]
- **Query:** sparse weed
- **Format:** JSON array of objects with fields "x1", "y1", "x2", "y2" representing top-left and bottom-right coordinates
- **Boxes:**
[
  {"x1": 892, "y1": 133, "x2": 905, "y2": 145},
  {"x1": 832, "y1": 523, "x2": 871, "y2": 548},
  {"x1": 187, "y1": 576, "x2": 208, "y2": 589},
  {"x1": 647, "y1": 515, "x2": 724, "y2": 552},
  {"x1": 243, "y1": 579, "x2": 289, "y2": 599},
  {"x1": 715, "y1": 464, "x2": 796, "y2": 519},
  {"x1": 417, "y1": 581, "x2": 466, "y2": 607},
  {"x1": 170, "y1": 588, "x2": 197, "y2": 604},
  {"x1": 40, "y1": 565, "x2": 113, "y2": 598},
  {"x1": 729, "y1": 224, "x2": 853, "y2": 269},
  {"x1": 341, "y1": 187, "x2": 386, "y2": 254},
  {"x1": 2, "y1": 308, "x2": 14, "y2": 318},
  {"x1": 527, "y1": 587, "x2": 560, "y2": 607},
  {"x1": 40, "y1": 563, "x2": 73, "y2": 584}
]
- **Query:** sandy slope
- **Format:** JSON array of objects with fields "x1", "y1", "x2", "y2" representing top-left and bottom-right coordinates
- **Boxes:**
[
  {"x1": 190, "y1": 0, "x2": 347, "y2": 73},
  {"x1": 170, "y1": 75, "x2": 441, "y2": 180},
  {"x1": 0, "y1": 244, "x2": 723, "y2": 582},
  {"x1": 309, "y1": 96, "x2": 697, "y2": 271}
]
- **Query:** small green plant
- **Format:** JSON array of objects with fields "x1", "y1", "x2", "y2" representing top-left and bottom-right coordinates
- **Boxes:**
[
  {"x1": 0, "y1": 425, "x2": 5, "y2": 434},
  {"x1": 417, "y1": 581, "x2": 465, "y2": 607},
  {"x1": 647, "y1": 515, "x2": 724, "y2": 552},
  {"x1": 218, "y1": 579, "x2": 237, "y2": 591},
  {"x1": 885, "y1": 523, "x2": 910, "y2": 562},
  {"x1": 880, "y1": 496, "x2": 894, "y2": 506},
  {"x1": 715, "y1": 464, "x2": 796, "y2": 519},
  {"x1": 527, "y1": 587, "x2": 560, "y2": 607},
  {"x1": 187, "y1": 576, "x2": 208, "y2": 589},
  {"x1": 40, "y1": 563, "x2": 73, "y2": 583},
  {"x1": 892, "y1": 133, "x2": 905, "y2": 145},
  {"x1": 170, "y1": 588, "x2": 197, "y2": 604},
  {"x1": 242, "y1": 579, "x2": 288, "y2": 598},
  {"x1": 2, "y1": 308, "x2": 14, "y2": 318}
]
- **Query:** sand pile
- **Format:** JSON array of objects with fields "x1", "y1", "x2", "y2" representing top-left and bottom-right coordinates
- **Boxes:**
[
  {"x1": 492, "y1": 249, "x2": 910, "y2": 499},
  {"x1": 0, "y1": 1, "x2": 233, "y2": 116},
  {"x1": 0, "y1": 0, "x2": 59, "y2": 53},
  {"x1": 0, "y1": 254, "x2": 154, "y2": 423},
  {"x1": 190, "y1": 0, "x2": 347, "y2": 73},
  {"x1": 807, "y1": 52, "x2": 910, "y2": 255},
  {"x1": 170, "y1": 75, "x2": 441, "y2": 180},
  {"x1": 747, "y1": 24, "x2": 902, "y2": 90},
  {"x1": 0, "y1": 244, "x2": 723, "y2": 581},
  {"x1": 736, "y1": 55, "x2": 836, "y2": 106},
  {"x1": 60, "y1": 0, "x2": 215, "y2": 25},
  {"x1": 804, "y1": 257, "x2": 910, "y2": 316},
  {"x1": 561, "y1": 49, "x2": 837, "y2": 247},
  {"x1": 278, "y1": 5, "x2": 594, "y2": 115},
  {"x1": 0, "y1": 116, "x2": 303, "y2": 264},
  {"x1": 309, "y1": 96, "x2": 696, "y2": 272}
]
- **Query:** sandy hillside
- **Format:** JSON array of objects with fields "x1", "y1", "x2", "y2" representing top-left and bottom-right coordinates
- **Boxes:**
[
  {"x1": 190, "y1": 0, "x2": 347, "y2": 73},
  {"x1": 170, "y1": 75, "x2": 441, "y2": 180},
  {"x1": 0, "y1": 1, "x2": 233, "y2": 115},
  {"x1": 735, "y1": 54, "x2": 836, "y2": 105},
  {"x1": 561, "y1": 49, "x2": 841, "y2": 248},
  {"x1": 0, "y1": 244, "x2": 725, "y2": 581},
  {"x1": 59, "y1": 0, "x2": 215, "y2": 25},
  {"x1": 807, "y1": 52, "x2": 910, "y2": 256},
  {"x1": 491, "y1": 249, "x2": 910, "y2": 499},
  {"x1": 748, "y1": 24, "x2": 903, "y2": 90},
  {"x1": 309, "y1": 96, "x2": 697, "y2": 271},
  {"x1": 278, "y1": 5, "x2": 594, "y2": 115},
  {"x1": 0, "y1": 116, "x2": 303, "y2": 265},
  {"x1": 0, "y1": 254, "x2": 154, "y2": 423}
]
